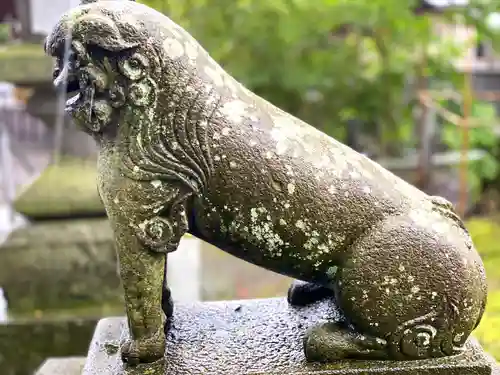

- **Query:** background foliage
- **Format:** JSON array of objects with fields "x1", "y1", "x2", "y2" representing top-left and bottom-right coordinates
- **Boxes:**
[{"x1": 141, "y1": 0, "x2": 499, "y2": 157}]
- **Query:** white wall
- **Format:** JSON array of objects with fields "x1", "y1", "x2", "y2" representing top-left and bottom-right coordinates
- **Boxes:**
[
  {"x1": 166, "y1": 235, "x2": 201, "y2": 302},
  {"x1": 29, "y1": 0, "x2": 80, "y2": 35}
]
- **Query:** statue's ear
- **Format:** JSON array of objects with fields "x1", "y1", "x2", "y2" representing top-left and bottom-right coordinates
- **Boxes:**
[{"x1": 71, "y1": 14, "x2": 140, "y2": 52}]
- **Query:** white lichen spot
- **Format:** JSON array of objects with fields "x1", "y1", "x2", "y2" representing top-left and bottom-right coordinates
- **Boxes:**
[
  {"x1": 344, "y1": 191, "x2": 349, "y2": 197},
  {"x1": 151, "y1": 180, "x2": 162, "y2": 188},
  {"x1": 221, "y1": 127, "x2": 230, "y2": 136},
  {"x1": 163, "y1": 38, "x2": 185, "y2": 60},
  {"x1": 279, "y1": 218, "x2": 287, "y2": 226},
  {"x1": 431, "y1": 291, "x2": 437, "y2": 299},
  {"x1": 408, "y1": 275, "x2": 415, "y2": 282},
  {"x1": 327, "y1": 266, "x2": 338, "y2": 277},
  {"x1": 229, "y1": 161, "x2": 237, "y2": 168},
  {"x1": 454, "y1": 332, "x2": 464, "y2": 343},
  {"x1": 204, "y1": 65, "x2": 224, "y2": 87},
  {"x1": 184, "y1": 42, "x2": 199, "y2": 61},
  {"x1": 265, "y1": 151, "x2": 273, "y2": 159},
  {"x1": 133, "y1": 166, "x2": 140, "y2": 173},
  {"x1": 287, "y1": 183, "x2": 296, "y2": 195},
  {"x1": 283, "y1": 202, "x2": 291, "y2": 209},
  {"x1": 245, "y1": 206, "x2": 284, "y2": 254},
  {"x1": 113, "y1": 197, "x2": 119, "y2": 204},
  {"x1": 349, "y1": 171, "x2": 361, "y2": 179},
  {"x1": 295, "y1": 220, "x2": 306, "y2": 230},
  {"x1": 214, "y1": 155, "x2": 221, "y2": 161},
  {"x1": 398, "y1": 264, "x2": 405, "y2": 272},
  {"x1": 220, "y1": 100, "x2": 248, "y2": 123},
  {"x1": 411, "y1": 286, "x2": 420, "y2": 294}
]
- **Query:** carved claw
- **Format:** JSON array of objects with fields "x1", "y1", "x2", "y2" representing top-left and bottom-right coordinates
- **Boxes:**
[
  {"x1": 120, "y1": 329, "x2": 165, "y2": 365},
  {"x1": 304, "y1": 322, "x2": 388, "y2": 362}
]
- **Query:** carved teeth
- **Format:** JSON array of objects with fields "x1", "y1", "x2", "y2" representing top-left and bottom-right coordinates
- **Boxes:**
[{"x1": 65, "y1": 93, "x2": 81, "y2": 110}]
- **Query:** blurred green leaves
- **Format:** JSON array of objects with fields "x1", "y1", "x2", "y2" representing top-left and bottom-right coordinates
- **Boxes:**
[{"x1": 139, "y1": 0, "x2": 499, "y2": 157}]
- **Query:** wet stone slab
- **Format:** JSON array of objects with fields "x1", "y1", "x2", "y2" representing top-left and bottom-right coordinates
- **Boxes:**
[
  {"x1": 34, "y1": 357, "x2": 86, "y2": 375},
  {"x1": 82, "y1": 297, "x2": 498, "y2": 375}
]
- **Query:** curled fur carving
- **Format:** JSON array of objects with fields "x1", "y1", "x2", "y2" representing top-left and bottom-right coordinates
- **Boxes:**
[
  {"x1": 121, "y1": 74, "x2": 219, "y2": 196},
  {"x1": 387, "y1": 311, "x2": 464, "y2": 359}
]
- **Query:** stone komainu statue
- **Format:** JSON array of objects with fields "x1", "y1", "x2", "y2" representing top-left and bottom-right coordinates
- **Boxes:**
[{"x1": 45, "y1": 0, "x2": 487, "y2": 366}]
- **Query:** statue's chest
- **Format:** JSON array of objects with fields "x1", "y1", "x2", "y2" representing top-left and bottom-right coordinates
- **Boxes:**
[{"x1": 96, "y1": 146, "x2": 125, "y2": 206}]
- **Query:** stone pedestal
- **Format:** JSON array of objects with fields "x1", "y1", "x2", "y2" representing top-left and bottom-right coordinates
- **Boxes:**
[
  {"x1": 0, "y1": 318, "x2": 97, "y2": 375},
  {"x1": 80, "y1": 298, "x2": 499, "y2": 375},
  {"x1": 24, "y1": 82, "x2": 98, "y2": 158},
  {"x1": 0, "y1": 218, "x2": 121, "y2": 312},
  {"x1": 35, "y1": 357, "x2": 86, "y2": 375}
]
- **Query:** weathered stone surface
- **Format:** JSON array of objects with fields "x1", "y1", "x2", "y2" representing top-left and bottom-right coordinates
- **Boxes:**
[
  {"x1": 47, "y1": 0, "x2": 487, "y2": 365},
  {"x1": 82, "y1": 298, "x2": 496, "y2": 375},
  {"x1": 0, "y1": 218, "x2": 121, "y2": 312},
  {"x1": 35, "y1": 357, "x2": 86, "y2": 375},
  {"x1": 0, "y1": 318, "x2": 95, "y2": 375}
]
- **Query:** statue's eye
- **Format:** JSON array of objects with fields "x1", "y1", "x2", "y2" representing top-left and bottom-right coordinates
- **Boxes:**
[{"x1": 118, "y1": 53, "x2": 149, "y2": 81}]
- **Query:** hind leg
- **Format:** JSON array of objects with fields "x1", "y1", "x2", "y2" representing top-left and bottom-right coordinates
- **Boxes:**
[
  {"x1": 287, "y1": 281, "x2": 387, "y2": 360},
  {"x1": 303, "y1": 213, "x2": 486, "y2": 362}
]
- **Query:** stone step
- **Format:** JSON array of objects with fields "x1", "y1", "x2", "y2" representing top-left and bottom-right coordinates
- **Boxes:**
[
  {"x1": 80, "y1": 299, "x2": 500, "y2": 375},
  {"x1": 0, "y1": 318, "x2": 96, "y2": 375},
  {"x1": 34, "y1": 357, "x2": 86, "y2": 375},
  {"x1": 0, "y1": 218, "x2": 122, "y2": 312}
]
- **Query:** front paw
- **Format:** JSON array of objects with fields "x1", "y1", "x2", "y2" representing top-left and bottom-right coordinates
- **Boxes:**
[{"x1": 120, "y1": 329, "x2": 165, "y2": 365}]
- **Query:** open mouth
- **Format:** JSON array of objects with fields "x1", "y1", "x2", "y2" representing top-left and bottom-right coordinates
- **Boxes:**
[{"x1": 53, "y1": 63, "x2": 86, "y2": 113}]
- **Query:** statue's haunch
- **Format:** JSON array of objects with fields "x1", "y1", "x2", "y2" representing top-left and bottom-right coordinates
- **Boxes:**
[{"x1": 46, "y1": 0, "x2": 487, "y2": 365}]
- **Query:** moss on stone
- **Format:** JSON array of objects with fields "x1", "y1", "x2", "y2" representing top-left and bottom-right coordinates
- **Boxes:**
[
  {"x1": 13, "y1": 157, "x2": 104, "y2": 219},
  {"x1": 0, "y1": 218, "x2": 122, "y2": 312},
  {"x1": 0, "y1": 43, "x2": 52, "y2": 84},
  {"x1": 0, "y1": 317, "x2": 100, "y2": 375}
]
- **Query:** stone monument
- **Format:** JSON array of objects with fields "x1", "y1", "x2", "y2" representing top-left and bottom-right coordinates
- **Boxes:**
[{"x1": 44, "y1": 0, "x2": 496, "y2": 374}]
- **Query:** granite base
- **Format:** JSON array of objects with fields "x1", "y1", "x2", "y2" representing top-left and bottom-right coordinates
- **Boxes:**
[{"x1": 81, "y1": 298, "x2": 499, "y2": 375}]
